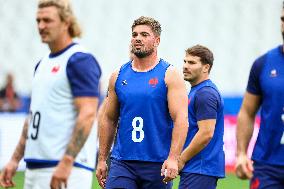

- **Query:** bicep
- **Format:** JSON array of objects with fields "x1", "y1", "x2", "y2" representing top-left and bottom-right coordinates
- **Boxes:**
[
  {"x1": 197, "y1": 119, "x2": 216, "y2": 133},
  {"x1": 165, "y1": 67, "x2": 188, "y2": 121},
  {"x1": 103, "y1": 72, "x2": 120, "y2": 122},
  {"x1": 74, "y1": 97, "x2": 99, "y2": 116}
]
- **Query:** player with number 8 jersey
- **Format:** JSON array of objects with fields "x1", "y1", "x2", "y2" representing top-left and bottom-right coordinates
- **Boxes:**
[
  {"x1": 96, "y1": 16, "x2": 188, "y2": 189},
  {"x1": 112, "y1": 59, "x2": 173, "y2": 161}
]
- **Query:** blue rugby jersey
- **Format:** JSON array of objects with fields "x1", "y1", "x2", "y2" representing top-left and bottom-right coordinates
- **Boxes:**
[
  {"x1": 247, "y1": 45, "x2": 284, "y2": 165},
  {"x1": 181, "y1": 79, "x2": 225, "y2": 178},
  {"x1": 111, "y1": 59, "x2": 173, "y2": 162}
]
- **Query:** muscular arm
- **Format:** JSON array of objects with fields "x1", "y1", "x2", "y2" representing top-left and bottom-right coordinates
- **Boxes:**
[
  {"x1": 64, "y1": 97, "x2": 99, "y2": 161},
  {"x1": 236, "y1": 92, "x2": 261, "y2": 156},
  {"x1": 98, "y1": 71, "x2": 120, "y2": 161},
  {"x1": 180, "y1": 119, "x2": 215, "y2": 163},
  {"x1": 165, "y1": 67, "x2": 189, "y2": 160},
  {"x1": 235, "y1": 92, "x2": 261, "y2": 179}
]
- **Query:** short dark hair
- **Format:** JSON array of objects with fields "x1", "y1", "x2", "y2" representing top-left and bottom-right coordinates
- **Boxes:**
[
  {"x1": 185, "y1": 45, "x2": 214, "y2": 73},
  {"x1": 132, "y1": 16, "x2": 162, "y2": 36}
]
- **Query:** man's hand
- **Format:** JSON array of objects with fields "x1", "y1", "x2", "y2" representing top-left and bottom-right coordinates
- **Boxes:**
[
  {"x1": 96, "y1": 160, "x2": 108, "y2": 188},
  {"x1": 50, "y1": 155, "x2": 73, "y2": 189},
  {"x1": 161, "y1": 157, "x2": 178, "y2": 183},
  {"x1": 0, "y1": 160, "x2": 18, "y2": 188},
  {"x1": 235, "y1": 154, "x2": 253, "y2": 180}
]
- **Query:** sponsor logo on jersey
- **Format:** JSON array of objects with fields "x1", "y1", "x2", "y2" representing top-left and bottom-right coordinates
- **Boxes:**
[
  {"x1": 270, "y1": 69, "x2": 277, "y2": 77},
  {"x1": 51, "y1": 65, "x2": 60, "y2": 73},
  {"x1": 122, "y1": 80, "x2": 127, "y2": 85},
  {"x1": 149, "y1": 77, "x2": 158, "y2": 87}
]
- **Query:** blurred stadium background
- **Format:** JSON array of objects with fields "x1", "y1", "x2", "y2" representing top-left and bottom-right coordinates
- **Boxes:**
[{"x1": 0, "y1": 0, "x2": 282, "y2": 188}]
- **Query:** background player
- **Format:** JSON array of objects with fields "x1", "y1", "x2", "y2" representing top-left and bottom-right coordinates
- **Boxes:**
[
  {"x1": 178, "y1": 45, "x2": 225, "y2": 189},
  {"x1": 235, "y1": 2, "x2": 284, "y2": 188}
]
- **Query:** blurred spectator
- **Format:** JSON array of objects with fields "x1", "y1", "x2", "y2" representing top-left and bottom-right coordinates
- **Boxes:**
[{"x1": 0, "y1": 73, "x2": 21, "y2": 112}]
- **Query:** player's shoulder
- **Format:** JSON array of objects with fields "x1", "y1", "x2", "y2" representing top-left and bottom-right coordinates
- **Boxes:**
[
  {"x1": 196, "y1": 86, "x2": 219, "y2": 98},
  {"x1": 253, "y1": 45, "x2": 282, "y2": 67}
]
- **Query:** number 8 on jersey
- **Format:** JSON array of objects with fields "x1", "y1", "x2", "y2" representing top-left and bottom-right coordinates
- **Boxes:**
[{"x1": 132, "y1": 117, "x2": 144, "y2": 142}]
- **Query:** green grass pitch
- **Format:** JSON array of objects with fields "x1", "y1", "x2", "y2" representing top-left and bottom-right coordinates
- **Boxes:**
[{"x1": 9, "y1": 172, "x2": 248, "y2": 189}]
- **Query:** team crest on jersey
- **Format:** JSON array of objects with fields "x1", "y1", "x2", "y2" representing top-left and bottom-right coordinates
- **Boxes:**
[
  {"x1": 188, "y1": 97, "x2": 191, "y2": 105},
  {"x1": 51, "y1": 65, "x2": 60, "y2": 73},
  {"x1": 149, "y1": 77, "x2": 158, "y2": 87},
  {"x1": 270, "y1": 69, "x2": 277, "y2": 77},
  {"x1": 251, "y1": 178, "x2": 260, "y2": 189}
]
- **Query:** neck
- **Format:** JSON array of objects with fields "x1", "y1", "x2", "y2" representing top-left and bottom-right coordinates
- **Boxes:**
[
  {"x1": 132, "y1": 52, "x2": 159, "y2": 72},
  {"x1": 48, "y1": 35, "x2": 73, "y2": 54},
  {"x1": 190, "y1": 75, "x2": 209, "y2": 87}
]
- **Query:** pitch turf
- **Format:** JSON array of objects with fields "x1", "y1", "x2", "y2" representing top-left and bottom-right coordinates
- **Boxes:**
[{"x1": 10, "y1": 172, "x2": 248, "y2": 189}]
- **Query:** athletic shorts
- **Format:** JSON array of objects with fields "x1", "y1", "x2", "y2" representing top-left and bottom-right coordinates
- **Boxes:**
[
  {"x1": 24, "y1": 167, "x2": 93, "y2": 189},
  {"x1": 250, "y1": 161, "x2": 284, "y2": 189},
  {"x1": 179, "y1": 172, "x2": 218, "y2": 189},
  {"x1": 106, "y1": 158, "x2": 173, "y2": 189}
]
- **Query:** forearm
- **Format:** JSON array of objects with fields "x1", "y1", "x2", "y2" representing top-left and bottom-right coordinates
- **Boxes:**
[
  {"x1": 180, "y1": 131, "x2": 211, "y2": 162},
  {"x1": 168, "y1": 118, "x2": 188, "y2": 159},
  {"x1": 11, "y1": 119, "x2": 28, "y2": 162},
  {"x1": 98, "y1": 122, "x2": 117, "y2": 161},
  {"x1": 236, "y1": 111, "x2": 254, "y2": 156},
  {"x1": 65, "y1": 114, "x2": 94, "y2": 160}
]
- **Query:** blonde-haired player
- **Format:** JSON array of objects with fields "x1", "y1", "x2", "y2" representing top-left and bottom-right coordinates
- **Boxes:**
[{"x1": 0, "y1": 0, "x2": 101, "y2": 188}]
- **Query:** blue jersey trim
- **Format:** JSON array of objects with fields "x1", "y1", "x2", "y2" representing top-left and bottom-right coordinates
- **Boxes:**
[
  {"x1": 66, "y1": 52, "x2": 102, "y2": 97},
  {"x1": 34, "y1": 60, "x2": 41, "y2": 76},
  {"x1": 24, "y1": 159, "x2": 94, "y2": 172},
  {"x1": 49, "y1": 43, "x2": 77, "y2": 58},
  {"x1": 246, "y1": 54, "x2": 266, "y2": 95}
]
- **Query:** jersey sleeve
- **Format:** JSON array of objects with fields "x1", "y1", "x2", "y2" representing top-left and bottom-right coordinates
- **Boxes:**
[
  {"x1": 194, "y1": 87, "x2": 220, "y2": 121},
  {"x1": 246, "y1": 55, "x2": 266, "y2": 95},
  {"x1": 66, "y1": 52, "x2": 102, "y2": 97}
]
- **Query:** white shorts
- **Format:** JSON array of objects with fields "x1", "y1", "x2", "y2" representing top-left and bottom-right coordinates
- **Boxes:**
[{"x1": 24, "y1": 167, "x2": 93, "y2": 189}]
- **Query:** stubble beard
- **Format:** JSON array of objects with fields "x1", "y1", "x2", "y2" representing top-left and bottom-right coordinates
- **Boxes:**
[{"x1": 132, "y1": 48, "x2": 154, "y2": 58}]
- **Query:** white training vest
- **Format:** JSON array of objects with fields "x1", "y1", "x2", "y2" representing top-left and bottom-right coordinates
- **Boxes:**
[{"x1": 24, "y1": 44, "x2": 97, "y2": 171}]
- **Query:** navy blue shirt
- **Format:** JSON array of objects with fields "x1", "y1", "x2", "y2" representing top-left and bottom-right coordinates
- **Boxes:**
[
  {"x1": 195, "y1": 87, "x2": 219, "y2": 121},
  {"x1": 247, "y1": 45, "x2": 284, "y2": 166},
  {"x1": 182, "y1": 79, "x2": 225, "y2": 178}
]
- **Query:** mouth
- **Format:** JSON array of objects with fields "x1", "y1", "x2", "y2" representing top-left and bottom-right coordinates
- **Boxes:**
[
  {"x1": 39, "y1": 31, "x2": 48, "y2": 36},
  {"x1": 134, "y1": 43, "x2": 143, "y2": 47}
]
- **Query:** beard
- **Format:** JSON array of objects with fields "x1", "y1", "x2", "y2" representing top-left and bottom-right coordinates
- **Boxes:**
[
  {"x1": 132, "y1": 47, "x2": 154, "y2": 58},
  {"x1": 282, "y1": 32, "x2": 284, "y2": 41}
]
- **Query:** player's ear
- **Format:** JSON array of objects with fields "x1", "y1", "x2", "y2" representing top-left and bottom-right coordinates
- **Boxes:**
[
  {"x1": 154, "y1": 37, "x2": 160, "y2": 47},
  {"x1": 203, "y1": 64, "x2": 210, "y2": 73}
]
